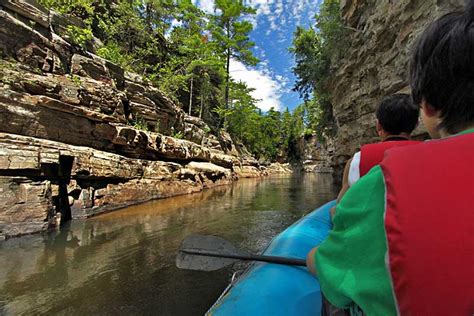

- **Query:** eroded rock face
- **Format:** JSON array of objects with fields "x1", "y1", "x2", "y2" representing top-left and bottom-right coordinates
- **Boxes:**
[
  {"x1": 301, "y1": 135, "x2": 332, "y2": 173},
  {"x1": 0, "y1": 63, "x2": 238, "y2": 165},
  {"x1": 2, "y1": 0, "x2": 50, "y2": 29},
  {"x1": 328, "y1": 0, "x2": 464, "y2": 181},
  {"x1": 265, "y1": 163, "x2": 294, "y2": 174},
  {"x1": 0, "y1": 177, "x2": 55, "y2": 239},
  {"x1": 0, "y1": 133, "x2": 236, "y2": 238}
]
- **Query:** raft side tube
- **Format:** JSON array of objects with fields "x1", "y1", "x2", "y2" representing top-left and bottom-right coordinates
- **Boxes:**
[{"x1": 208, "y1": 200, "x2": 335, "y2": 316}]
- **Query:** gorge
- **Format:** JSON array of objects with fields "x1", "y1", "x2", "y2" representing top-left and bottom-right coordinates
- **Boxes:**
[
  {"x1": 0, "y1": 0, "x2": 465, "y2": 239},
  {"x1": 0, "y1": 0, "x2": 470, "y2": 314},
  {"x1": 0, "y1": 0, "x2": 333, "y2": 239}
]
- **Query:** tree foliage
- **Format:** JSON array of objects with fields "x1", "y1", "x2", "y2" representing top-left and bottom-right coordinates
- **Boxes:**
[
  {"x1": 290, "y1": 0, "x2": 347, "y2": 141},
  {"x1": 211, "y1": 0, "x2": 259, "y2": 121}
]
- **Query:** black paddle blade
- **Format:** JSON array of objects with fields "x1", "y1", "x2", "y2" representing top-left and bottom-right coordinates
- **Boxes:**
[{"x1": 176, "y1": 235, "x2": 245, "y2": 271}]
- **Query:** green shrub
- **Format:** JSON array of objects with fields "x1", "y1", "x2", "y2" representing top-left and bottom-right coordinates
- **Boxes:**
[
  {"x1": 65, "y1": 25, "x2": 93, "y2": 48},
  {"x1": 97, "y1": 42, "x2": 133, "y2": 69},
  {"x1": 173, "y1": 131, "x2": 183, "y2": 139},
  {"x1": 130, "y1": 116, "x2": 149, "y2": 132},
  {"x1": 69, "y1": 74, "x2": 82, "y2": 86}
]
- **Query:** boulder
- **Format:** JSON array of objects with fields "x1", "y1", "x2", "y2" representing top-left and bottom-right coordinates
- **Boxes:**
[
  {"x1": 71, "y1": 54, "x2": 111, "y2": 84},
  {"x1": 234, "y1": 165, "x2": 264, "y2": 178}
]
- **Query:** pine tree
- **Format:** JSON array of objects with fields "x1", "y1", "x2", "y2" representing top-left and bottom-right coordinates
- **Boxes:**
[{"x1": 210, "y1": 0, "x2": 259, "y2": 127}]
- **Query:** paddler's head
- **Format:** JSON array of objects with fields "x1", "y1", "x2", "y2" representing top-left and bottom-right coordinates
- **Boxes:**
[
  {"x1": 375, "y1": 93, "x2": 419, "y2": 141},
  {"x1": 410, "y1": 0, "x2": 474, "y2": 139}
]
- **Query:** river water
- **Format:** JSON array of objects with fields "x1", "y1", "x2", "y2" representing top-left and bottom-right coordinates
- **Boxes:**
[{"x1": 0, "y1": 174, "x2": 336, "y2": 315}]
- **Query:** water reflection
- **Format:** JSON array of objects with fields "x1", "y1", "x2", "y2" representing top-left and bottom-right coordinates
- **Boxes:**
[{"x1": 0, "y1": 174, "x2": 336, "y2": 315}]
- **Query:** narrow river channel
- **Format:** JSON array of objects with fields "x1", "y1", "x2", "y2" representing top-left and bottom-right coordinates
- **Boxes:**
[{"x1": 0, "y1": 174, "x2": 336, "y2": 315}]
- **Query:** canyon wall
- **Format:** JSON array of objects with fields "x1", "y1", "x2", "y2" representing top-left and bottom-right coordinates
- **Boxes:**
[{"x1": 329, "y1": 0, "x2": 464, "y2": 181}]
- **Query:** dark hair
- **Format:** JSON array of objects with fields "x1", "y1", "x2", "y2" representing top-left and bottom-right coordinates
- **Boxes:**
[
  {"x1": 410, "y1": 0, "x2": 474, "y2": 134},
  {"x1": 376, "y1": 94, "x2": 419, "y2": 135}
]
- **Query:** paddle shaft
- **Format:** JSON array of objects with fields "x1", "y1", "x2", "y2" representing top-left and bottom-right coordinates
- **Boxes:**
[{"x1": 181, "y1": 249, "x2": 306, "y2": 266}]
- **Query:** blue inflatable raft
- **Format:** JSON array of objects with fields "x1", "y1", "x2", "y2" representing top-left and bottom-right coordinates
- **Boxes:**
[{"x1": 207, "y1": 200, "x2": 335, "y2": 316}]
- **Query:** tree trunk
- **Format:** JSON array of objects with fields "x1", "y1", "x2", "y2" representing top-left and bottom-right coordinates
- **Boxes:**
[
  {"x1": 223, "y1": 48, "x2": 231, "y2": 129},
  {"x1": 199, "y1": 90, "x2": 204, "y2": 119},
  {"x1": 225, "y1": 48, "x2": 230, "y2": 108},
  {"x1": 188, "y1": 76, "x2": 194, "y2": 115},
  {"x1": 200, "y1": 74, "x2": 208, "y2": 119},
  {"x1": 223, "y1": 21, "x2": 231, "y2": 129}
]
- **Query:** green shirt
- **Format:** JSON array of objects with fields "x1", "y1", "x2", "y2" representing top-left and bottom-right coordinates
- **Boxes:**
[
  {"x1": 314, "y1": 165, "x2": 396, "y2": 316},
  {"x1": 314, "y1": 129, "x2": 474, "y2": 316}
]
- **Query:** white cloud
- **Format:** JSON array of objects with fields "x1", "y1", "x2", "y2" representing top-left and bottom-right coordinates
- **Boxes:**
[
  {"x1": 270, "y1": 20, "x2": 278, "y2": 30},
  {"x1": 246, "y1": 0, "x2": 274, "y2": 15},
  {"x1": 171, "y1": 19, "x2": 182, "y2": 28},
  {"x1": 189, "y1": 0, "x2": 321, "y2": 110},
  {"x1": 230, "y1": 59, "x2": 283, "y2": 111},
  {"x1": 245, "y1": 14, "x2": 258, "y2": 27},
  {"x1": 192, "y1": 0, "x2": 315, "y2": 34},
  {"x1": 193, "y1": 0, "x2": 214, "y2": 13},
  {"x1": 275, "y1": 0, "x2": 284, "y2": 15}
]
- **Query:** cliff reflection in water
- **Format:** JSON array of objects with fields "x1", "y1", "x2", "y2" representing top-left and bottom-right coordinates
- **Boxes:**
[{"x1": 0, "y1": 174, "x2": 336, "y2": 315}]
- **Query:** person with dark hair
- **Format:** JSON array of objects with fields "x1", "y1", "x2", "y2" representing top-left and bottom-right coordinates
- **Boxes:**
[
  {"x1": 307, "y1": 1, "x2": 474, "y2": 315},
  {"x1": 333, "y1": 94, "x2": 420, "y2": 212}
]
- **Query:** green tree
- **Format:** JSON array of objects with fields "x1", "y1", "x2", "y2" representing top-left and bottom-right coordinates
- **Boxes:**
[
  {"x1": 96, "y1": 0, "x2": 174, "y2": 72},
  {"x1": 158, "y1": 1, "x2": 226, "y2": 120},
  {"x1": 290, "y1": 0, "x2": 347, "y2": 141},
  {"x1": 211, "y1": 0, "x2": 259, "y2": 125},
  {"x1": 224, "y1": 81, "x2": 258, "y2": 137}
]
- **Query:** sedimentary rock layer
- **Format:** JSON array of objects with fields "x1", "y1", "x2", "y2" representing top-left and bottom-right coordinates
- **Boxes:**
[{"x1": 0, "y1": 133, "x2": 235, "y2": 238}]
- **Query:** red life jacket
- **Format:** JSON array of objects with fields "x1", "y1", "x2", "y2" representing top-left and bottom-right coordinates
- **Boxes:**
[
  {"x1": 381, "y1": 133, "x2": 474, "y2": 315},
  {"x1": 359, "y1": 139, "x2": 420, "y2": 177}
]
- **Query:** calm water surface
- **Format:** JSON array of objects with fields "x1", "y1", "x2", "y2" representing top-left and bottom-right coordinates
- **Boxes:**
[{"x1": 0, "y1": 174, "x2": 336, "y2": 315}]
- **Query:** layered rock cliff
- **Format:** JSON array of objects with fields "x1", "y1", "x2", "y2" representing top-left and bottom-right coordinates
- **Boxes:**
[
  {"x1": 0, "y1": 0, "x2": 290, "y2": 239},
  {"x1": 300, "y1": 135, "x2": 333, "y2": 173},
  {"x1": 328, "y1": 0, "x2": 464, "y2": 181}
]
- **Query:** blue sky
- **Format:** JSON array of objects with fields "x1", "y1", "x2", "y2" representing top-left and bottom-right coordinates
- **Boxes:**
[{"x1": 192, "y1": 0, "x2": 323, "y2": 112}]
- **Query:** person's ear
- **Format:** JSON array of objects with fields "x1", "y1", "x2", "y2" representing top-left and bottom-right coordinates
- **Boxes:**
[
  {"x1": 420, "y1": 100, "x2": 438, "y2": 117},
  {"x1": 376, "y1": 119, "x2": 383, "y2": 136},
  {"x1": 420, "y1": 98, "x2": 443, "y2": 138}
]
